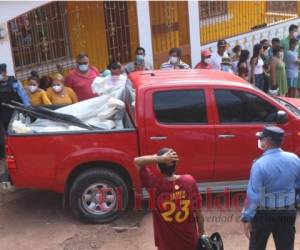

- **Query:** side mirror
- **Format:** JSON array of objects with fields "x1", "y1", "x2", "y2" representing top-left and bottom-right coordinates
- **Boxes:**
[{"x1": 277, "y1": 110, "x2": 288, "y2": 124}]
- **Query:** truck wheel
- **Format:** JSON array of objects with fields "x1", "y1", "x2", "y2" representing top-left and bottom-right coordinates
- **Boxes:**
[{"x1": 69, "y1": 168, "x2": 128, "y2": 224}]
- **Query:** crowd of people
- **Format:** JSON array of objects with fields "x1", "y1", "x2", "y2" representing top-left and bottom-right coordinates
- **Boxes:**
[
  {"x1": 1, "y1": 23, "x2": 299, "y2": 113},
  {"x1": 1, "y1": 23, "x2": 300, "y2": 120},
  {"x1": 196, "y1": 24, "x2": 300, "y2": 98}
]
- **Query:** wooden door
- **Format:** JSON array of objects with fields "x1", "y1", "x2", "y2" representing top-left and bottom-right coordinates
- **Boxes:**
[
  {"x1": 67, "y1": 1, "x2": 109, "y2": 70},
  {"x1": 150, "y1": 1, "x2": 190, "y2": 69}
]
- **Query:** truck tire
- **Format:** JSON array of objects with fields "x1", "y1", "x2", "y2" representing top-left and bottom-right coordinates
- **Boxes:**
[{"x1": 69, "y1": 168, "x2": 128, "y2": 224}]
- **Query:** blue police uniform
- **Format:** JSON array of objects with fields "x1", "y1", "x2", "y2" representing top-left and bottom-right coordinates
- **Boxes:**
[{"x1": 241, "y1": 126, "x2": 300, "y2": 250}]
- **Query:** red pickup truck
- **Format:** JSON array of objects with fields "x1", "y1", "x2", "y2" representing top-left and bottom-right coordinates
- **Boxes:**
[{"x1": 4, "y1": 70, "x2": 300, "y2": 223}]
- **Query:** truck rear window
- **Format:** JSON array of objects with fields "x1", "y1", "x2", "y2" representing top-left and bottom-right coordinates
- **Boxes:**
[{"x1": 153, "y1": 90, "x2": 207, "y2": 124}]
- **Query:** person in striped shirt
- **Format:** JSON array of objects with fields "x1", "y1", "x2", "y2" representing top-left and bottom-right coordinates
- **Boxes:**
[{"x1": 160, "y1": 48, "x2": 190, "y2": 70}]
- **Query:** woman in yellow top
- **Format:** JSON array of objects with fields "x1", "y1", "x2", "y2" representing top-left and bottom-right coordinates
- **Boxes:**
[
  {"x1": 46, "y1": 73, "x2": 78, "y2": 105},
  {"x1": 26, "y1": 76, "x2": 52, "y2": 106}
]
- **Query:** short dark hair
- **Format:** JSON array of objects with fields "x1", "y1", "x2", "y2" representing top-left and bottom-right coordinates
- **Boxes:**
[
  {"x1": 30, "y1": 70, "x2": 39, "y2": 79},
  {"x1": 28, "y1": 75, "x2": 39, "y2": 83},
  {"x1": 169, "y1": 48, "x2": 182, "y2": 58},
  {"x1": 273, "y1": 46, "x2": 283, "y2": 56},
  {"x1": 232, "y1": 45, "x2": 241, "y2": 54},
  {"x1": 157, "y1": 148, "x2": 176, "y2": 177},
  {"x1": 271, "y1": 37, "x2": 280, "y2": 44},
  {"x1": 266, "y1": 136, "x2": 282, "y2": 148},
  {"x1": 76, "y1": 52, "x2": 88, "y2": 62},
  {"x1": 289, "y1": 24, "x2": 298, "y2": 33},
  {"x1": 289, "y1": 38, "x2": 298, "y2": 47},
  {"x1": 0, "y1": 63, "x2": 7, "y2": 74},
  {"x1": 135, "y1": 47, "x2": 145, "y2": 54},
  {"x1": 108, "y1": 61, "x2": 121, "y2": 70},
  {"x1": 260, "y1": 39, "x2": 268, "y2": 45}
]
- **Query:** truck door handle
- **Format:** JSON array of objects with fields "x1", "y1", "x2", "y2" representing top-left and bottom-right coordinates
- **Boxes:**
[
  {"x1": 150, "y1": 136, "x2": 167, "y2": 141},
  {"x1": 218, "y1": 134, "x2": 236, "y2": 139}
]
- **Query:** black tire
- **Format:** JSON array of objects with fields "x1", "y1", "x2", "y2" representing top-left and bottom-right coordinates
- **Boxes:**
[{"x1": 69, "y1": 168, "x2": 128, "y2": 224}]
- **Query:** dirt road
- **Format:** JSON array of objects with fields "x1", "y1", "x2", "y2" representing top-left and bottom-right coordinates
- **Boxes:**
[{"x1": 0, "y1": 189, "x2": 300, "y2": 250}]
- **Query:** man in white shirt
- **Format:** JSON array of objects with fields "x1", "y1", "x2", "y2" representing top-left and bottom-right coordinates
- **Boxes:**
[{"x1": 211, "y1": 40, "x2": 229, "y2": 70}]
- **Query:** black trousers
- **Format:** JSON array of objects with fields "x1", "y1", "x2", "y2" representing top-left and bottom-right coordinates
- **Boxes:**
[
  {"x1": 0, "y1": 122, "x2": 5, "y2": 159},
  {"x1": 249, "y1": 208, "x2": 297, "y2": 250}
]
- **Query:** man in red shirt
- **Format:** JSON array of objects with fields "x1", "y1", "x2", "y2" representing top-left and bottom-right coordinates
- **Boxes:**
[
  {"x1": 65, "y1": 53, "x2": 99, "y2": 101},
  {"x1": 134, "y1": 148, "x2": 205, "y2": 250},
  {"x1": 195, "y1": 50, "x2": 213, "y2": 69}
]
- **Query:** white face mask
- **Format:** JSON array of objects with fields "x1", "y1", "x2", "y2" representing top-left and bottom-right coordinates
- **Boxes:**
[
  {"x1": 0, "y1": 74, "x2": 3, "y2": 81},
  {"x1": 279, "y1": 52, "x2": 284, "y2": 60},
  {"x1": 52, "y1": 85, "x2": 63, "y2": 93},
  {"x1": 169, "y1": 56, "x2": 178, "y2": 65},
  {"x1": 293, "y1": 31, "x2": 298, "y2": 38},
  {"x1": 28, "y1": 85, "x2": 38, "y2": 93},
  {"x1": 257, "y1": 139, "x2": 264, "y2": 150},
  {"x1": 111, "y1": 75, "x2": 120, "y2": 80},
  {"x1": 204, "y1": 58, "x2": 212, "y2": 64}
]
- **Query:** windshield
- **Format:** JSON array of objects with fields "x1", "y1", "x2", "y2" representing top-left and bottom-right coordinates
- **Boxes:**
[{"x1": 274, "y1": 97, "x2": 300, "y2": 117}]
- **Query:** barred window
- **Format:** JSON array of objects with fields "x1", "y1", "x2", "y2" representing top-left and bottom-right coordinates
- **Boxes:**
[
  {"x1": 199, "y1": 1, "x2": 228, "y2": 19},
  {"x1": 104, "y1": 1, "x2": 132, "y2": 63},
  {"x1": 266, "y1": 1, "x2": 297, "y2": 14},
  {"x1": 8, "y1": 2, "x2": 70, "y2": 72}
]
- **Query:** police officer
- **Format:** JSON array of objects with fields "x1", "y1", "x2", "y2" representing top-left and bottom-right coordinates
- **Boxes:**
[
  {"x1": 241, "y1": 126, "x2": 300, "y2": 250},
  {"x1": 0, "y1": 63, "x2": 30, "y2": 182}
]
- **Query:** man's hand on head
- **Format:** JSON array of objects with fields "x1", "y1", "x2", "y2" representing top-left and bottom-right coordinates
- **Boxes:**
[{"x1": 158, "y1": 150, "x2": 179, "y2": 165}]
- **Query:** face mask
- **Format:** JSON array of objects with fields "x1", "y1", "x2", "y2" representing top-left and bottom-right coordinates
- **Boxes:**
[
  {"x1": 257, "y1": 139, "x2": 264, "y2": 150},
  {"x1": 52, "y1": 85, "x2": 63, "y2": 92},
  {"x1": 204, "y1": 58, "x2": 212, "y2": 64},
  {"x1": 279, "y1": 52, "x2": 284, "y2": 60},
  {"x1": 136, "y1": 55, "x2": 144, "y2": 62},
  {"x1": 79, "y1": 64, "x2": 88, "y2": 72},
  {"x1": 221, "y1": 65, "x2": 231, "y2": 72},
  {"x1": 0, "y1": 74, "x2": 3, "y2": 81},
  {"x1": 28, "y1": 85, "x2": 38, "y2": 93},
  {"x1": 169, "y1": 56, "x2": 178, "y2": 65},
  {"x1": 111, "y1": 75, "x2": 120, "y2": 80},
  {"x1": 293, "y1": 31, "x2": 298, "y2": 38}
]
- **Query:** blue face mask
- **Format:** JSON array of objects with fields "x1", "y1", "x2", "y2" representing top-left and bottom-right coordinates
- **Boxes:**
[
  {"x1": 79, "y1": 64, "x2": 88, "y2": 72},
  {"x1": 135, "y1": 55, "x2": 145, "y2": 63},
  {"x1": 222, "y1": 65, "x2": 231, "y2": 72}
]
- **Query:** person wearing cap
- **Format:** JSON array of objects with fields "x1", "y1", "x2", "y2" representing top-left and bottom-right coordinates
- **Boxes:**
[
  {"x1": 194, "y1": 50, "x2": 212, "y2": 69},
  {"x1": 125, "y1": 47, "x2": 153, "y2": 74},
  {"x1": 241, "y1": 126, "x2": 300, "y2": 250},
  {"x1": 220, "y1": 57, "x2": 233, "y2": 73},
  {"x1": 210, "y1": 39, "x2": 229, "y2": 70}
]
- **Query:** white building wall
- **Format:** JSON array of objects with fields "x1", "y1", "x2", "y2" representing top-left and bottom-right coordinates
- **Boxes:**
[
  {"x1": 136, "y1": 0, "x2": 154, "y2": 67},
  {"x1": 0, "y1": 1, "x2": 49, "y2": 75},
  {"x1": 188, "y1": 0, "x2": 201, "y2": 68}
]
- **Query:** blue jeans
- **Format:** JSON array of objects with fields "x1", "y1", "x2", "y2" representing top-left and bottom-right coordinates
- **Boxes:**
[{"x1": 255, "y1": 73, "x2": 265, "y2": 91}]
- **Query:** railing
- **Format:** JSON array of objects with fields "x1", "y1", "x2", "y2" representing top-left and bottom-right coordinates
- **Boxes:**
[
  {"x1": 200, "y1": 1, "x2": 299, "y2": 45},
  {"x1": 202, "y1": 18, "x2": 300, "y2": 57}
]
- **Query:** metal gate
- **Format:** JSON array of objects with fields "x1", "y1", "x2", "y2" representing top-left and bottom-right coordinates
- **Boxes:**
[
  {"x1": 8, "y1": 1, "x2": 139, "y2": 80},
  {"x1": 104, "y1": 1, "x2": 132, "y2": 63}
]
